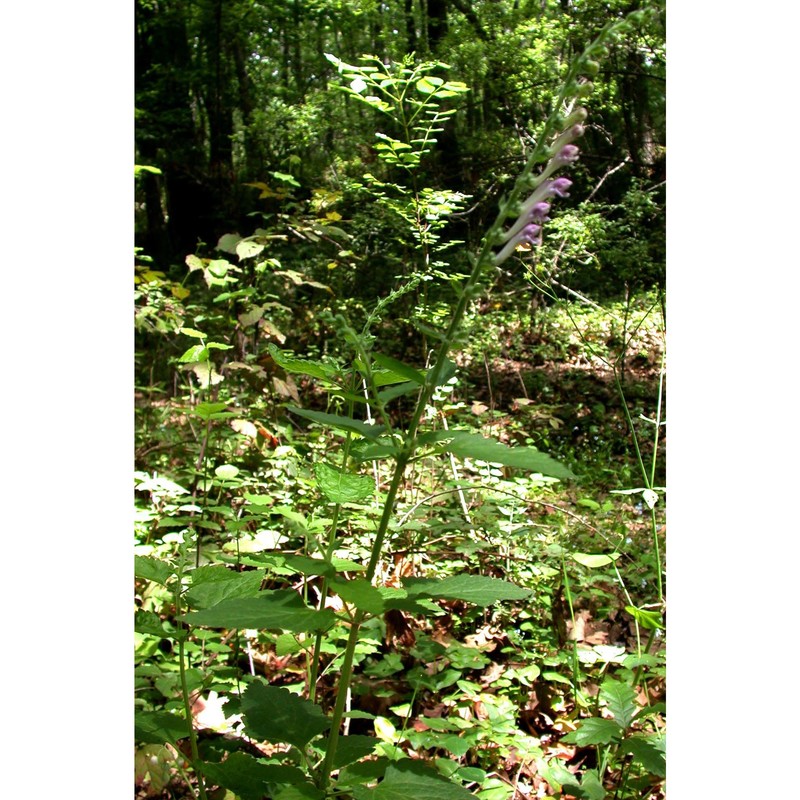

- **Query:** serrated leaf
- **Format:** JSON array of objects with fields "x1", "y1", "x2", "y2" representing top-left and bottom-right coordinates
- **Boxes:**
[
  {"x1": 184, "y1": 568, "x2": 263, "y2": 609},
  {"x1": 288, "y1": 406, "x2": 385, "y2": 440},
  {"x1": 268, "y1": 345, "x2": 340, "y2": 381},
  {"x1": 135, "y1": 710, "x2": 190, "y2": 745},
  {"x1": 180, "y1": 590, "x2": 336, "y2": 632},
  {"x1": 241, "y1": 682, "x2": 330, "y2": 749},
  {"x1": 352, "y1": 760, "x2": 475, "y2": 800},
  {"x1": 562, "y1": 769, "x2": 606, "y2": 800},
  {"x1": 315, "y1": 462, "x2": 374, "y2": 504},
  {"x1": 135, "y1": 556, "x2": 174, "y2": 586},
  {"x1": 561, "y1": 717, "x2": 623, "y2": 746},
  {"x1": 402, "y1": 574, "x2": 530, "y2": 607},
  {"x1": 330, "y1": 577, "x2": 386, "y2": 615},
  {"x1": 572, "y1": 552, "x2": 620, "y2": 568},
  {"x1": 327, "y1": 735, "x2": 378, "y2": 769},
  {"x1": 601, "y1": 679, "x2": 639, "y2": 729},
  {"x1": 135, "y1": 610, "x2": 167, "y2": 636},
  {"x1": 200, "y1": 753, "x2": 307, "y2": 800},
  {"x1": 619, "y1": 734, "x2": 666, "y2": 777}
]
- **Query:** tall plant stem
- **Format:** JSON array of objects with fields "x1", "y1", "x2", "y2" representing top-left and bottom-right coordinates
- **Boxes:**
[
  {"x1": 317, "y1": 18, "x2": 640, "y2": 788},
  {"x1": 174, "y1": 536, "x2": 209, "y2": 800}
]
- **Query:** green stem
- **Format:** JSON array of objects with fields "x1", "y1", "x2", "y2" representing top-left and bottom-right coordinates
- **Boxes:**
[{"x1": 174, "y1": 537, "x2": 209, "y2": 800}]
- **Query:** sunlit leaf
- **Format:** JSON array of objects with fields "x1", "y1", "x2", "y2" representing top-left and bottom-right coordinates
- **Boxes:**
[
  {"x1": 601, "y1": 678, "x2": 638, "y2": 729},
  {"x1": 214, "y1": 464, "x2": 239, "y2": 480},
  {"x1": 402, "y1": 574, "x2": 530, "y2": 607},
  {"x1": 561, "y1": 717, "x2": 623, "y2": 746},
  {"x1": 315, "y1": 462, "x2": 374, "y2": 504},
  {"x1": 571, "y1": 552, "x2": 620, "y2": 568},
  {"x1": 180, "y1": 590, "x2": 336, "y2": 632}
]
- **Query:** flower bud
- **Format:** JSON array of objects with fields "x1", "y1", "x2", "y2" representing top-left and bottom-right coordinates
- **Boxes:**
[
  {"x1": 582, "y1": 59, "x2": 600, "y2": 77},
  {"x1": 564, "y1": 107, "x2": 588, "y2": 127}
]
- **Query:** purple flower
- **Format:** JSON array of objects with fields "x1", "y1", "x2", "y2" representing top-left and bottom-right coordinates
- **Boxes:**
[
  {"x1": 549, "y1": 177, "x2": 572, "y2": 198},
  {"x1": 555, "y1": 144, "x2": 580, "y2": 164},
  {"x1": 530, "y1": 202, "x2": 551, "y2": 221},
  {"x1": 493, "y1": 224, "x2": 542, "y2": 266}
]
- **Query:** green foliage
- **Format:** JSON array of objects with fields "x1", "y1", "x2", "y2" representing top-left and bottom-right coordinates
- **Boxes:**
[{"x1": 135, "y1": 8, "x2": 665, "y2": 800}]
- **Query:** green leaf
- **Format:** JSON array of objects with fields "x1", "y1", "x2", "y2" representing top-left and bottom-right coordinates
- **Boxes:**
[
  {"x1": 402, "y1": 574, "x2": 531, "y2": 607},
  {"x1": 214, "y1": 464, "x2": 239, "y2": 480},
  {"x1": 135, "y1": 556, "x2": 174, "y2": 586},
  {"x1": 353, "y1": 760, "x2": 475, "y2": 800},
  {"x1": 273, "y1": 783, "x2": 325, "y2": 800},
  {"x1": 268, "y1": 345, "x2": 340, "y2": 381},
  {"x1": 601, "y1": 678, "x2": 639, "y2": 729},
  {"x1": 271, "y1": 170, "x2": 301, "y2": 187},
  {"x1": 179, "y1": 327, "x2": 207, "y2": 339},
  {"x1": 571, "y1": 552, "x2": 620, "y2": 568},
  {"x1": 415, "y1": 76, "x2": 444, "y2": 94},
  {"x1": 184, "y1": 567, "x2": 263, "y2": 609},
  {"x1": 273, "y1": 784, "x2": 325, "y2": 800},
  {"x1": 200, "y1": 754, "x2": 307, "y2": 800},
  {"x1": 625, "y1": 604, "x2": 665, "y2": 630},
  {"x1": 217, "y1": 233, "x2": 242, "y2": 254},
  {"x1": 135, "y1": 610, "x2": 166, "y2": 636},
  {"x1": 561, "y1": 717, "x2": 623, "y2": 746},
  {"x1": 236, "y1": 240, "x2": 265, "y2": 260},
  {"x1": 619, "y1": 734, "x2": 666, "y2": 777},
  {"x1": 266, "y1": 554, "x2": 337, "y2": 578},
  {"x1": 135, "y1": 710, "x2": 190, "y2": 745},
  {"x1": 288, "y1": 406, "x2": 385, "y2": 440},
  {"x1": 180, "y1": 590, "x2": 336, "y2": 632},
  {"x1": 562, "y1": 769, "x2": 607, "y2": 800},
  {"x1": 178, "y1": 344, "x2": 208, "y2": 363},
  {"x1": 327, "y1": 735, "x2": 378, "y2": 769},
  {"x1": 315, "y1": 462, "x2": 374, "y2": 504},
  {"x1": 241, "y1": 682, "x2": 330, "y2": 749},
  {"x1": 435, "y1": 431, "x2": 574, "y2": 479},
  {"x1": 193, "y1": 401, "x2": 229, "y2": 420},
  {"x1": 371, "y1": 353, "x2": 425, "y2": 384},
  {"x1": 331, "y1": 577, "x2": 386, "y2": 615}
]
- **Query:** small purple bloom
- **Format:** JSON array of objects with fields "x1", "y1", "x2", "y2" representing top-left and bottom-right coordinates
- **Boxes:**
[
  {"x1": 555, "y1": 144, "x2": 580, "y2": 164},
  {"x1": 549, "y1": 177, "x2": 572, "y2": 198},
  {"x1": 530, "y1": 202, "x2": 551, "y2": 222},
  {"x1": 493, "y1": 224, "x2": 542, "y2": 266}
]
